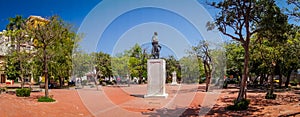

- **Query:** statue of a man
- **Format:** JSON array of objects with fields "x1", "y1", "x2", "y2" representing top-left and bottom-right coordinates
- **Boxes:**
[{"x1": 151, "y1": 32, "x2": 161, "y2": 59}]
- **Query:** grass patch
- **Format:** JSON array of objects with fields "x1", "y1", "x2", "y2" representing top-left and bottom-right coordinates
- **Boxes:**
[
  {"x1": 265, "y1": 92, "x2": 277, "y2": 99},
  {"x1": 16, "y1": 88, "x2": 31, "y2": 97},
  {"x1": 227, "y1": 98, "x2": 250, "y2": 110},
  {"x1": 38, "y1": 96, "x2": 56, "y2": 102}
]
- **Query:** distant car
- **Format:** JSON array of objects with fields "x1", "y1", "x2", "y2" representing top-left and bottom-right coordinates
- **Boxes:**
[
  {"x1": 68, "y1": 80, "x2": 75, "y2": 86},
  {"x1": 274, "y1": 77, "x2": 280, "y2": 83}
]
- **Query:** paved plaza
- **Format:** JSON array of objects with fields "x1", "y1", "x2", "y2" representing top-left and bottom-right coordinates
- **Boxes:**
[{"x1": 0, "y1": 84, "x2": 300, "y2": 117}]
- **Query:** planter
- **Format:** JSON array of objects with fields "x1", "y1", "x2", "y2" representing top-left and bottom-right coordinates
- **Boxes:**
[{"x1": 290, "y1": 82, "x2": 298, "y2": 86}]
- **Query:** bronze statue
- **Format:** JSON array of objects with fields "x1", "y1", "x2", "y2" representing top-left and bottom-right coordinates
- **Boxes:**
[{"x1": 151, "y1": 32, "x2": 161, "y2": 59}]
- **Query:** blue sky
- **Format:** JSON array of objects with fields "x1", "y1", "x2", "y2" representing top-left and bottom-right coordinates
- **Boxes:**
[
  {"x1": 0, "y1": 0, "x2": 101, "y2": 30},
  {"x1": 0, "y1": 0, "x2": 295, "y2": 59},
  {"x1": 75, "y1": 0, "x2": 223, "y2": 58}
]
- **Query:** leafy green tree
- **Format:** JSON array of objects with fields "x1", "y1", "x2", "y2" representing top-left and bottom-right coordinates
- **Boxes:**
[
  {"x1": 5, "y1": 52, "x2": 20, "y2": 81},
  {"x1": 282, "y1": 27, "x2": 300, "y2": 87},
  {"x1": 94, "y1": 52, "x2": 112, "y2": 79},
  {"x1": 48, "y1": 28, "x2": 76, "y2": 88},
  {"x1": 5, "y1": 15, "x2": 31, "y2": 88},
  {"x1": 72, "y1": 51, "x2": 92, "y2": 80},
  {"x1": 179, "y1": 56, "x2": 202, "y2": 84},
  {"x1": 190, "y1": 40, "x2": 212, "y2": 92},
  {"x1": 31, "y1": 56, "x2": 43, "y2": 83},
  {"x1": 257, "y1": 2, "x2": 290, "y2": 91},
  {"x1": 209, "y1": 0, "x2": 287, "y2": 102},
  {"x1": 165, "y1": 56, "x2": 181, "y2": 83},
  {"x1": 128, "y1": 44, "x2": 147, "y2": 84},
  {"x1": 249, "y1": 36, "x2": 272, "y2": 85},
  {"x1": 29, "y1": 16, "x2": 71, "y2": 97},
  {"x1": 225, "y1": 42, "x2": 244, "y2": 79},
  {"x1": 111, "y1": 55, "x2": 130, "y2": 79}
]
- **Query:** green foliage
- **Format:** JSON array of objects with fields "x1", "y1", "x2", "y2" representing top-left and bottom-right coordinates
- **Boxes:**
[
  {"x1": 265, "y1": 92, "x2": 277, "y2": 99},
  {"x1": 198, "y1": 77, "x2": 206, "y2": 84},
  {"x1": 95, "y1": 52, "x2": 112, "y2": 78},
  {"x1": 290, "y1": 79, "x2": 299, "y2": 86},
  {"x1": 16, "y1": 88, "x2": 31, "y2": 97},
  {"x1": 99, "y1": 78, "x2": 106, "y2": 86},
  {"x1": 28, "y1": 16, "x2": 79, "y2": 97},
  {"x1": 72, "y1": 52, "x2": 92, "y2": 78},
  {"x1": 0, "y1": 87, "x2": 6, "y2": 93},
  {"x1": 127, "y1": 44, "x2": 147, "y2": 82},
  {"x1": 128, "y1": 57, "x2": 140, "y2": 77},
  {"x1": 227, "y1": 98, "x2": 250, "y2": 110},
  {"x1": 4, "y1": 15, "x2": 31, "y2": 86},
  {"x1": 5, "y1": 53, "x2": 20, "y2": 80},
  {"x1": 48, "y1": 27, "x2": 76, "y2": 87},
  {"x1": 282, "y1": 29, "x2": 300, "y2": 86},
  {"x1": 111, "y1": 56, "x2": 129, "y2": 78},
  {"x1": 225, "y1": 42, "x2": 244, "y2": 77},
  {"x1": 223, "y1": 82, "x2": 228, "y2": 88},
  {"x1": 6, "y1": 15, "x2": 25, "y2": 30},
  {"x1": 165, "y1": 55, "x2": 181, "y2": 81},
  {"x1": 81, "y1": 80, "x2": 87, "y2": 85},
  {"x1": 38, "y1": 96, "x2": 56, "y2": 102},
  {"x1": 210, "y1": 0, "x2": 290, "y2": 100},
  {"x1": 180, "y1": 56, "x2": 202, "y2": 84}
]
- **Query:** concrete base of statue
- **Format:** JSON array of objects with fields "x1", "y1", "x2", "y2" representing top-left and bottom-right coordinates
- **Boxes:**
[{"x1": 144, "y1": 59, "x2": 168, "y2": 98}]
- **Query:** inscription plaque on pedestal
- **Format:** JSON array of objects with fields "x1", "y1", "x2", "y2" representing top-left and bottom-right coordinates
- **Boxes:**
[{"x1": 144, "y1": 59, "x2": 168, "y2": 98}]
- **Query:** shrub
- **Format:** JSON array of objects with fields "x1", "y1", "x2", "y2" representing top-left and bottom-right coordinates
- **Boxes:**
[
  {"x1": 223, "y1": 82, "x2": 228, "y2": 88},
  {"x1": 265, "y1": 92, "x2": 277, "y2": 99},
  {"x1": 166, "y1": 77, "x2": 172, "y2": 83},
  {"x1": 38, "y1": 96, "x2": 56, "y2": 102},
  {"x1": 81, "y1": 80, "x2": 87, "y2": 85},
  {"x1": 290, "y1": 79, "x2": 298, "y2": 86},
  {"x1": 0, "y1": 87, "x2": 6, "y2": 93},
  {"x1": 101, "y1": 81, "x2": 107, "y2": 86},
  {"x1": 16, "y1": 88, "x2": 31, "y2": 97},
  {"x1": 227, "y1": 98, "x2": 250, "y2": 110},
  {"x1": 198, "y1": 77, "x2": 206, "y2": 84}
]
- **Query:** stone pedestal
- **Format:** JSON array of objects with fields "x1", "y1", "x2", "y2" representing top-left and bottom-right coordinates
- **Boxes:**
[
  {"x1": 144, "y1": 59, "x2": 168, "y2": 98},
  {"x1": 171, "y1": 71, "x2": 178, "y2": 85}
]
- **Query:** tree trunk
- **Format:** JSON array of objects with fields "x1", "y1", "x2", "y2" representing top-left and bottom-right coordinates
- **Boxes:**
[
  {"x1": 254, "y1": 75, "x2": 259, "y2": 85},
  {"x1": 237, "y1": 43, "x2": 249, "y2": 101},
  {"x1": 139, "y1": 73, "x2": 142, "y2": 84},
  {"x1": 20, "y1": 76, "x2": 24, "y2": 88},
  {"x1": 260, "y1": 74, "x2": 264, "y2": 85},
  {"x1": 17, "y1": 37, "x2": 24, "y2": 89},
  {"x1": 203, "y1": 62, "x2": 207, "y2": 88},
  {"x1": 285, "y1": 70, "x2": 292, "y2": 88},
  {"x1": 21, "y1": 74, "x2": 24, "y2": 89},
  {"x1": 19, "y1": 57, "x2": 24, "y2": 89},
  {"x1": 59, "y1": 76, "x2": 63, "y2": 88},
  {"x1": 94, "y1": 75, "x2": 99, "y2": 90},
  {"x1": 270, "y1": 67, "x2": 275, "y2": 94},
  {"x1": 204, "y1": 62, "x2": 209, "y2": 92},
  {"x1": 44, "y1": 48, "x2": 49, "y2": 97}
]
